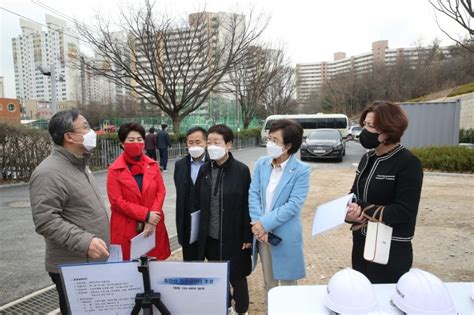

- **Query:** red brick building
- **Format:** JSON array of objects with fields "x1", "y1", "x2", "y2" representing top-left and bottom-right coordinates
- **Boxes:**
[{"x1": 0, "y1": 98, "x2": 21, "y2": 124}]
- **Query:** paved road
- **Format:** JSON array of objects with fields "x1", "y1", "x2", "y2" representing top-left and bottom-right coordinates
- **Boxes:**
[{"x1": 0, "y1": 142, "x2": 365, "y2": 305}]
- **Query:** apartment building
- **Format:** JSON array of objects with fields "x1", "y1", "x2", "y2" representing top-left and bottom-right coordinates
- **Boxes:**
[
  {"x1": 132, "y1": 11, "x2": 245, "y2": 115},
  {"x1": 296, "y1": 40, "x2": 451, "y2": 101},
  {"x1": 12, "y1": 15, "x2": 81, "y2": 104}
]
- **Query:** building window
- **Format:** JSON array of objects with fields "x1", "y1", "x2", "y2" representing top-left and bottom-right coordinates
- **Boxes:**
[
  {"x1": 7, "y1": 103, "x2": 16, "y2": 112},
  {"x1": 0, "y1": 104, "x2": 3, "y2": 111}
]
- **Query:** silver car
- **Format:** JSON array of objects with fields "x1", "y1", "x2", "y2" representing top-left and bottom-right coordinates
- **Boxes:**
[{"x1": 348, "y1": 125, "x2": 362, "y2": 140}]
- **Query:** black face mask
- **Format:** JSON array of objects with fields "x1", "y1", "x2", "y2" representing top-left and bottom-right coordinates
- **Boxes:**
[{"x1": 359, "y1": 128, "x2": 381, "y2": 149}]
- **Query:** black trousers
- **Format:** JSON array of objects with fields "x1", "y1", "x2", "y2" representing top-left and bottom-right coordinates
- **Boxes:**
[
  {"x1": 158, "y1": 148, "x2": 168, "y2": 170},
  {"x1": 352, "y1": 232, "x2": 413, "y2": 283},
  {"x1": 49, "y1": 272, "x2": 69, "y2": 315},
  {"x1": 205, "y1": 237, "x2": 249, "y2": 313},
  {"x1": 146, "y1": 149, "x2": 157, "y2": 161},
  {"x1": 182, "y1": 237, "x2": 199, "y2": 261}
]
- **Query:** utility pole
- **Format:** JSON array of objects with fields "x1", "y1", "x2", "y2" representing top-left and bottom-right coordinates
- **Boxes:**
[
  {"x1": 38, "y1": 65, "x2": 57, "y2": 114},
  {"x1": 80, "y1": 56, "x2": 87, "y2": 105},
  {"x1": 235, "y1": 90, "x2": 241, "y2": 148}
]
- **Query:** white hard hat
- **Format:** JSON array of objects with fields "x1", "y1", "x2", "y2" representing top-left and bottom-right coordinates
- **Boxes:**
[
  {"x1": 392, "y1": 268, "x2": 456, "y2": 314},
  {"x1": 324, "y1": 268, "x2": 379, "y2": 314}
]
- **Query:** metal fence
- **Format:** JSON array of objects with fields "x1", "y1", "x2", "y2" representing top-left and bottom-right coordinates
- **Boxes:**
[
  {"x1": 89, "y1": 136, "x2": 260, "y2": 170},
  {"x1": 88, "y1": 139, "x2": 122, "y2": 170},
  {"x1": 400, "y1": 101, "x2": 461, "y2": 148},
  {"x1": 100, "y1": 115, "x2": 262, "y2": 135}
]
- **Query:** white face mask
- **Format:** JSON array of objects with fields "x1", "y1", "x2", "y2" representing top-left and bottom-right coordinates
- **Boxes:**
[
  {"x1": 188, "y1": 146, "x2": 205, "y2": 159},
  {"x1": 207, "y1": 145, "x2": 226, "y2": 160},
  {"x1": 266, "y1": 141, "x2": 285, "y2": 159},
  {"x1": 74, "y1": 129, "x2": 97, "y2": 151}
]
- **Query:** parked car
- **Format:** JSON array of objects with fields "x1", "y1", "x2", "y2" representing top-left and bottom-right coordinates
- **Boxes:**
[
  {"x1": 300, "y1": 129, "x2": 346, "y2": 162},
  {"x1": 348, "y1": 125, "x2": 362, "y2": 140}
]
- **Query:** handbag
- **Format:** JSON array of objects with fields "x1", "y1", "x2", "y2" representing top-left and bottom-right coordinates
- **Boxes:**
[{"x1": 363, "y1": 206, "x2": 393, "y2": 265}]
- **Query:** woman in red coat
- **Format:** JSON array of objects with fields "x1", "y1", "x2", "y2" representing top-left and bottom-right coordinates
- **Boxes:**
[{"x1": 107, "y1": 122, "x2": 170, "y2": 261}]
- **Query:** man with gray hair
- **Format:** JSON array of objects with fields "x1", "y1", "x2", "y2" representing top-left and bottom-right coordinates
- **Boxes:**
[{"x1": 30, "y1": 109, "x2": 110, "y2": 314}]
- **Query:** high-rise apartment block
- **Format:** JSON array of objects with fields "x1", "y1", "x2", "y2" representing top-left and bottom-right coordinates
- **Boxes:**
[
  {"x1": 296, "y1": 40, "x2": 451, "y2": 101},
  {"x1": 133, "y1": 11, "x2": 245, "y2": 114},
  {"x1": 12, "y1": 15, "x2": 131, "y2": 109},
  {"x1": 12, "y1": 15, "x2": 81, "y2": 104}
]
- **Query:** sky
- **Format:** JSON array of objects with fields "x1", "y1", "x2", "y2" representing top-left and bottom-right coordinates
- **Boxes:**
[{"x1": 0, "y1": 0, "x2": 468, "y2": 98}]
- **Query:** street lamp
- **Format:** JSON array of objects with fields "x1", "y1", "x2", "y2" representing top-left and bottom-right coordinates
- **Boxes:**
[{"x1": 37, "y1": 65, "x2": 63, "y2": 115}]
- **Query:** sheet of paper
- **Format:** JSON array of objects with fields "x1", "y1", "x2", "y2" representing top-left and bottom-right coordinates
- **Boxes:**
[
  {"x1": 312, "y1": 193, "x2": 354, "y2": 237},
  {"x1": 107, "y1": 244, "x2": 123, "y2": 262},
  {"x1": 60, "y1": 260, "x2": 229, "y2": 315},
  {"x1": 189, "y1": 210, "x2": 201, "y2": 244},
  {"x1": 130, "y1": 229, "x2": 156, "y2": 260},
  {"x1": 60, "y1": 261, "x2": 142, "y2": 315}
]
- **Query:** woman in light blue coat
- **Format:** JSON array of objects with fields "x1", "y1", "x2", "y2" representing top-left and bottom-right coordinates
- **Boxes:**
[{"x1": 249, "y1": 119, "x2": 311, "y2": 305}]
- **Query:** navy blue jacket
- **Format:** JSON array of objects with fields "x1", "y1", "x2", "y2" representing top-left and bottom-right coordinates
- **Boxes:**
[{"x1": 156, "y1": 130, "x2": 171, "y2": 149}]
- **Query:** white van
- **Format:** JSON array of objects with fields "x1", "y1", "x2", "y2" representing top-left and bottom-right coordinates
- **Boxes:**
[{"x1": 261, "y1": 113, "x2": 350, "y2": 144}]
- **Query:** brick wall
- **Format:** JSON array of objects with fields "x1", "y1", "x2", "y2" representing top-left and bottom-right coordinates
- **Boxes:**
[{"x1": 0, "y1": 98, "x2": 21, "y2": 124}]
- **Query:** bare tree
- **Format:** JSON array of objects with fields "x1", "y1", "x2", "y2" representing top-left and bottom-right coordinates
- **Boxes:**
[
  {"x1": 225, "y1": 46, "x2": 286, "y2": 128},
  {"x1": 263, "y1": 64, "x2": 296, "y2": 115},
  {"x1": 76, "y1": 2, "x2": 268, "y2": 132},
  {"x1": 429, "y1": 0, "x2": 473, "y2": 51},
  {"x1": 299, "y1": 88, "x2": 324, "y2": 114}
]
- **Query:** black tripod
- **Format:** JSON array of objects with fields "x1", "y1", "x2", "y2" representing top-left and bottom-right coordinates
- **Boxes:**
[{"x1": 131, "y1": 255, "x2": 171, "y2": 315}]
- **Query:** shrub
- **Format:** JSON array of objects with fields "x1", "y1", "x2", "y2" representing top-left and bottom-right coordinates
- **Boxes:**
[
  {"x1": 411, "y1": 146, "x2": 473, "y2": 173},
  {"x1": 448, "y1": 82, "x2": 474, "y2": 97},
  {"x1": 237, "y1": 128, "x2": 261, "y2": 139},
  {"x1": 170, "y1": 133, "x2": 187, "y2": 143},
  {"x1": 0, "y1": 122, "x2": 51, "y2": 182},
  {"x1": 459, "y1": 129, "x2": 474, "y2": 143}
]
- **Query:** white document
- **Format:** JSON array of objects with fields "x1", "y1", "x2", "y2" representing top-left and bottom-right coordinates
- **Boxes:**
[
  {"x1": 107, "y1": 244, "x2": 123, "y2": 262},
  {"x1": 61, "y1": 260, "x2": 230, "y2": 315},
  {"x1": 312, "y1": 193, "x2": 354, "y2": 237},
  {"x1": 61, "y1": 261, "x2": 142, "y2": 314},
  {"x1": 189, "y1": 210, "x2": 201, "y2": 244},
  {"x1": 130, "y1": 229, "x2": 156, "y2": 260},
  {"x1": 150, "y1": 261, "x2": 229, "y2": 314}
]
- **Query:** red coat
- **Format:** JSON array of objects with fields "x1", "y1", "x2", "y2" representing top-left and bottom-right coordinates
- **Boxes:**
[{"x1": 107, "y1": 153, "x2": 170, "y2": 261}]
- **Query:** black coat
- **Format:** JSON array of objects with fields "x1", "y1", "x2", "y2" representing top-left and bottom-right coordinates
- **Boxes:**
[
  {"x1": 174, "y1": 155, "x2": 195, "y2": 246},
  {"x1": 174, "y1": 153, "x2": 209, "y2": 247},
  {"x1": 350, "y1": 144, "x2": 424, "y2": 241},
  {"x1": 195, "y1": 152, "x2": 252, "y2": 280},
  {"x1": 349, "y1": 144, "x2": 423, "y2": 283}
]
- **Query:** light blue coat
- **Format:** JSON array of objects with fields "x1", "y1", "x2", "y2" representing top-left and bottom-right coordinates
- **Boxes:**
[{"x1": 249, "y1": 154, "x2": 311, "y2": 280}]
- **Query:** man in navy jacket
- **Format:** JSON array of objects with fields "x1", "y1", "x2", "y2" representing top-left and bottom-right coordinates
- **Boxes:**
[{"x1": 156, "y1": 124, "x2": 171, "y2": 171}]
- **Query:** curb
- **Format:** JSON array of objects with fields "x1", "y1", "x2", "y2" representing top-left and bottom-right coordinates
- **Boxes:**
[
  {"x1": 0, "y1": 181, "x2": 29, "y2": 189},
  {"x1": 0, "y1": 169, "x2": 110, "y2": 190},
  {"x1": 2, "y1": 166, "x2": 472, "y2": 189}
]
